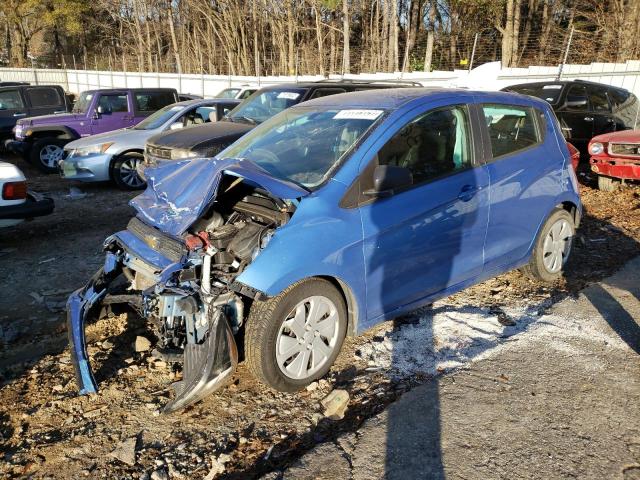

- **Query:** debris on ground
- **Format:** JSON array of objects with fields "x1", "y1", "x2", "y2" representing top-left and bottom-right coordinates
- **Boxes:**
[
  {"x1": 321, "y1": 389, "x2": 350, "y2": 420},
  {"x1": 110, "y1": 436, "x2": 139, "y2": 466}
]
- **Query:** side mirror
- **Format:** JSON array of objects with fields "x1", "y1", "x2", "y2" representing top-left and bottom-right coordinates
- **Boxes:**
[
  {"x1": 565, "y1": 96, "x2": 588, "y2": 109},
  {"x1": 364, "y1": 165, "x2": 413, "y2": 198},
  {"x1": 96, "y1": 105, "x2": 104, "y2": 114},
  {"x1": 169, "y1": 122, "x2": 183, "y2": 130}
]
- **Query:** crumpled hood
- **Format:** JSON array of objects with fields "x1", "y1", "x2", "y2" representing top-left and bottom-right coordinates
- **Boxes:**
[{"x1": 130, "y1": 158, "x2": 309, "y2": 237}]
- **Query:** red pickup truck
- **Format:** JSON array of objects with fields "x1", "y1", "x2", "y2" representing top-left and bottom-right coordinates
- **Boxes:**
[{"x1": 588, "y1": 130, "x2": 640, "y2": 191}]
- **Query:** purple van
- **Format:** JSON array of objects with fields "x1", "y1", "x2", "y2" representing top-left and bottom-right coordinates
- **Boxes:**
[{"x1": 9, "y1": 88, "x2": 178, "y2": 173}]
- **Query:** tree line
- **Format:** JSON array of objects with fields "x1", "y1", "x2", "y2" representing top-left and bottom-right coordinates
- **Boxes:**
[{"x1": 2, "y1": 0, "x2": 639, "y2": 75}]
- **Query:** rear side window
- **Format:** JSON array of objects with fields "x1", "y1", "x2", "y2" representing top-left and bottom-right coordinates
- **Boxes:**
[
  {"x1": 609, "y1": 89, "x2": 638, "y2": 128},
  {"x1": 0, "y1": 89, "x2": 24, "y2": 110},
  {"x1": 98, "y1": 94, "x2": 129, "y2": 113},
  {"x1": 482, "y1": 104, "x2": 540, "y2": 158},
  {"x1": 588, "y1": 87, "x2": 610, "y2": 113},
  {"x1": 309, "y1": 88, "x2": 347, "y2": 99},
  {"x1": 25, "y1": 87, "x2": 63, "y2": 107},
  {"x1": 135, "y1": 91, "x2": 176, "y2": 113},
  {"x1": 565, "y1": 84, "x2": 589, "y2": 111},
  {"x1": 378, "y1": 105, "x2": 473, "y2": 185}
]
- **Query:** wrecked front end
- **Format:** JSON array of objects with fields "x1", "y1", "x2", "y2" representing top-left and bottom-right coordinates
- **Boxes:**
[{"x1": 67, "y1": 158, "x2": 305, "y2": 412}]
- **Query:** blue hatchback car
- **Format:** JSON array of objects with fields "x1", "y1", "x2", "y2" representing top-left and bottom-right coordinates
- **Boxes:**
[{"x1": 67, "y1": 88, "x2": 581, "y2": 411}]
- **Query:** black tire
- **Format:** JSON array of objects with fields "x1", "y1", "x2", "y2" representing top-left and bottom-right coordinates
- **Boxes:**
[
  {"x1": 597, "y1": 175, "x2": 620, "y2": 192},
  {"x1": 110, "y1": 153, "x2": 146, "y2": 190},
  {"x1": 30, "y1": 137, "x2": 68, "y2": 173},
  {"x1": 245, "y1": 278, "x2": 347, "y2": 392},
  {"x1": 522, "y1": 208, "x2": 575, "y2": 283}
]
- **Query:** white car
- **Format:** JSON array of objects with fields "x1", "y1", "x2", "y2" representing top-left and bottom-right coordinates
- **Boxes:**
[
  {"x1": 0, "y1": 161, "x2": 53, "y2": 228},
  {"x1": 216, "y1": 85, "x2": 259, "y2": 100}
]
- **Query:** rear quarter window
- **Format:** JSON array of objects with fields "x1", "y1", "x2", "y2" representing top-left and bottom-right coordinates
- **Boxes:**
[
  {"x1": 482, "y1": 104, "x2": 542, "y2": 159},
  {"x1": 135, "y1": 91, "x2": 177, "y2": 114},
  {"x1": 25, "y1": 87, "x2": 64, "y2": 107}
]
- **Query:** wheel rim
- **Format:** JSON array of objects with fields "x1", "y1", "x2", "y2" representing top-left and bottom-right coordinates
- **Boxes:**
[
  {"x1": 542, "y1": 218, "x2": 573, "y2": 274},
  {"x1": 276, "y1": 296, "x2": 340, "y2": 380},
  {"x1": 119, "y1": 157, "x2": 145, "y2": 188},
  {"x1": 40, "y1": 145, "x2": 64, "y2": 168}
]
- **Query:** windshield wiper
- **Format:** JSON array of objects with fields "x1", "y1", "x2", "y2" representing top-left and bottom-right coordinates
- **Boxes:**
[{"x1": 230, "y1": 115, "x2": 258, "y2": 125}]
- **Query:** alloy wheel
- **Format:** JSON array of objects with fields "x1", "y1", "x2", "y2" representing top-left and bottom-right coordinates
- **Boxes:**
[
  {"x1": 39, "y1": 145, "x2": 64, "y2": 169},
  {"x1": 119, "y1": 157, "x2": 145, "y2": 188}
]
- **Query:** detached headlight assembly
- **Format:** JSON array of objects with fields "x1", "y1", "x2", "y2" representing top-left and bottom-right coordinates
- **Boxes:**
[
  {"x1": 73, "y1": 142, "x2": 114, "y2": 157},
  {"x1": 588, "y1": 142, "x2": 605, "y2": 155},
  {"x1": 171, "y1": 148, "x2": 198, "y2": 160}
]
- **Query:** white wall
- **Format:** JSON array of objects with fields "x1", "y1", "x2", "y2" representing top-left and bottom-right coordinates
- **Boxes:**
[{"x1": 1, "y1": 60, "x2": 639, "y2": 97}]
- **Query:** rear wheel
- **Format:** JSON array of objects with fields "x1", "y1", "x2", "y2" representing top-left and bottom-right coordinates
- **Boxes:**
[
  {"x1": 110, "y1": 153, "x2": 146, "y2": 190},
  {"x1": 245, "y1": 279, "x2": 347, "y2": 392},
  {"x1": 597, "y1": 175, "x2": 621, "y2": 192},
  {"x1": 523, "y1": 208, "x2": 575, "y2": 283},
  {"x1": 30, "y1": 137, "x2": 67, "y2": 173}
]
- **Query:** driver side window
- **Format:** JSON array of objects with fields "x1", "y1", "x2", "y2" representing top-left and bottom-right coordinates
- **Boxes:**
[{"x1": 377, "y1": 105, "x2": 473, "y2": 185}]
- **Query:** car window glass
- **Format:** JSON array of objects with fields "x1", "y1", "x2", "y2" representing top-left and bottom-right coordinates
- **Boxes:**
[
  {"x1": 25, "y1": 87, "x2": 63, "y2": 107},
  {"x1": 218, "y1": 88, "x2": 240, "y2": 99},
  {"x1": 482, "y1": 104, "x2": 540, "y2": 158},
  {"x1": 309, "y1": 88, "x2": 347, "y2": 99},
  {"x1": 239, "y1": 89, "x2": 255, "y2": 99},
  {"x1": 377, "y1": 105, "x2": 472, "y2": 185},
  {"x1": 98, "y1": 94, "x2": 128, "y2": 113},
  {"x1": 227, "y1": 88, "x2": 306, "y2": 124},
  {"x1": 505, "y1": 84, "x2": 562, "y2": 104},
  {"x1": 565, "y1": 84, "x2": 589, "y2": 111},
  {"x1": 588, "y1": 87, "x2": 610, "y2": 112},
  {"x1": 609, "y1": 89, "x2": 630, "y2": 111},
  {"x1": 0, "y1": 89, "x2": 24, "y2": 110},
  {"x1": 135, "y1": 91, "x2": 176, "y2": 113}
]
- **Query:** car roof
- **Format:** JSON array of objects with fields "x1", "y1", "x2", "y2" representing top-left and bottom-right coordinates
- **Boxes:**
[
  {"x1": 174, "y1": 98, "x2": 240, "y2": 107},
  {"x1": 506, "y1": 79, "x2": 630, "y2": 93},
  {"x1": 256, "y1": 81, "x2": 421, "y2": 91},
  {"x1": 83, "y1": 88, "x2": 177, "y2": 94},
  {"x1": 295, "y1": 87, "x2": 549, "y2": 110}
]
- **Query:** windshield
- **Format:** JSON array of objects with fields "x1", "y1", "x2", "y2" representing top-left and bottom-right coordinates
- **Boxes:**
[
  {"x1": 134, "y1": 104, "x2": 185, "y2": 130},
  {"x1": 72, "y1": 92, "x2": 93, "y2": 113},
  {"x1": 506, "y1": 84, "x2": 563, "y2": 105},
  {"x1": 217, "y1": 88, "x2": 240, "y2": 99},
  {"x1": 220, "y1": 107, "x2": 384, "y2": 188},
  {"x1": 227, "y1": 88, "x2": 306, "y2": 124}
]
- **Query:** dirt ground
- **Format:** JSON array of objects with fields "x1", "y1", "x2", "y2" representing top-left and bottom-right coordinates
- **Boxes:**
[{"x1": 0, "y1": 156, "x2": 639, "y2": 479}]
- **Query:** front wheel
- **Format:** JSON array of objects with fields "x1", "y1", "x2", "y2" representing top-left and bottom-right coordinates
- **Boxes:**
[
  {"x1": 523, "y1": 208, "x2": 575, "y2": 283},
  {"x1": 30, "y1": 138, "x2": 68, "y2": 173},
  {"x1": 110, "y1": 153, "x2": 146, "y2": 190},
  {"x1": 245, "y1": 279, "x2": 347, "y2": 392}
]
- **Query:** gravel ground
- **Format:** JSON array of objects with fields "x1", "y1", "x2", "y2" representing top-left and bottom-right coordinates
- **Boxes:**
[{"x1": 0, "y1": 157, "x2": 638, "y2": 479}]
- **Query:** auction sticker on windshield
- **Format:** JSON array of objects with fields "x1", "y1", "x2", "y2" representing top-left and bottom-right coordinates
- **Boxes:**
[
  {"x1": 277, "y1": 92, "x2": 300, "y2": 100},
  {"x1": 333, "y1": 109, "x2": 383, "y2": 120}
]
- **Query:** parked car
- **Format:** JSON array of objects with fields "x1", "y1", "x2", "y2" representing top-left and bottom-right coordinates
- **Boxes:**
[
  {"x1": 8, "y1": 88, "x2": 178, "y2": 173},
  {"x1": 0, "y1": 84, "x2": 69, "y2": 145},
  {"x1": 67, "y1": 88, "x2": 581, "y2": 412},
  {"x1": 0, "y1": 161, "x2": 53, "y2": 228},
  {"x1": 141, "y1": 80, "x2": 423, "y2": 177},
  {"x1": 502, "y1": 80, "x2": 639, "y2": 160},
  {"x1": 588, "y1": 129, "x2": 640, "y2": 191},
  {"x1": 567, "y1": 142, "x2": 580, "y2": 171},
  {"x1": 216, "y1": 85, "x2": 259, "y2": 100},
  {"x1": 59, "y1": 98, "x2": 240, "y2": 190}
]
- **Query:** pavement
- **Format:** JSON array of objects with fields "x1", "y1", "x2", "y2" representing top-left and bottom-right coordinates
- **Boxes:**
[{"x1": 269, "y1": 257, "x2": 640, "y2": 480}]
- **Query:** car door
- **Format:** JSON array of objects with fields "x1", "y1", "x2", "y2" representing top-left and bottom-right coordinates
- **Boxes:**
[
  {"x1": 588, "y1": 85, "x2": 616, "y2": 136},
  {"x1": 91, "y1": 92, "x2": 131, "y2": 134},
  {"x1": 0, "y1": 88, "x2": 27, "y2": 138},
  {"x1": 480, "y1": 102, "x2": 562, "y2": 272},
  {"x1": 555, "y1": 83, "x2": 593, "y2": 155},
  {"x1": 358, "y1": 101, "x2": 490, "y2": 321},
  {"x1": 23, "y1": 86, "x2": 67, "y2": 117}
]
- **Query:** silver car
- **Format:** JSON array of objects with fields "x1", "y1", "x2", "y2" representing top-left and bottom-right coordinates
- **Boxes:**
[{"x1": 59, "y1": 99, "x2": 240, "y2": 190}]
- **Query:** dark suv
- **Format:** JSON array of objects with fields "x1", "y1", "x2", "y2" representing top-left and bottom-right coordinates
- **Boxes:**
[
  {"x1": 502, "y1": 80, "x2": 638, "y2": 160},
  {"x1": 142, "y1": 80, "x2": 421, "y2": 175},
  {"x1": 0, "y1": 84, "x2": 69, "y2": 145}
]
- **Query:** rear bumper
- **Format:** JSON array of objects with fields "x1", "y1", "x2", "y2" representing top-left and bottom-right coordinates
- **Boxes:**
[
  {"x1": 0, "y1": 191, "x2": 54, "y2": 220},
  {"x1": 59, "y1": 153, "x2": 112, "y2": 182},
  {"x1": 590, "y1": 158, "x2": 640, "y2": 180}
]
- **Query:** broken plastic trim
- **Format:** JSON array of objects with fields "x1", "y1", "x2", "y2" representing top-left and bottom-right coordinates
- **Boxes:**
[{"x1": 163, "y1": 310, "x2": 238, "y2": 413}]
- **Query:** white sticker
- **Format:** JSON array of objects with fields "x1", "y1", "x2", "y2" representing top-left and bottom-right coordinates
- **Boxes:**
[
  {"x1": 542, "y1": 85, "x2": 562, "y2": 90},
  {"x1": 277, "y1": 91, "x2": 300, "y2": 100},
  {"x1": 333, "y1": 109, "x2": 383, "y2": 120}
]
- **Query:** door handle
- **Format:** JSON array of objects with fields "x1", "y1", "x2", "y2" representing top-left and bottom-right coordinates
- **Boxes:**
[
  {"x1": 584, "y1": 116, "x2": 594, "y2": 121},
  {"x1": 458, "y1": 184, "x2": 479, "y2": 202},
  {"x1": 13, "y1": 112, "x2": 26, "y2": 117}
]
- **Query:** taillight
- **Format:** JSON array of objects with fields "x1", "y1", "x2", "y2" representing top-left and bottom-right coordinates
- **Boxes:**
[{"x1": 2, "y1": 181, "x2": 27, "y2": 200}]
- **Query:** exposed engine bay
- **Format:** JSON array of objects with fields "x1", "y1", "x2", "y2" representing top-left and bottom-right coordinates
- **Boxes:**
[{"x1": 67, "y1": 173, "x2": 296, "y2": 412}]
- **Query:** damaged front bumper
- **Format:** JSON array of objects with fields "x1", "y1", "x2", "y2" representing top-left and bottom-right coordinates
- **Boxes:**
[{"x1": 66, "y1": 232, "x2": 239, "y2": 412}]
